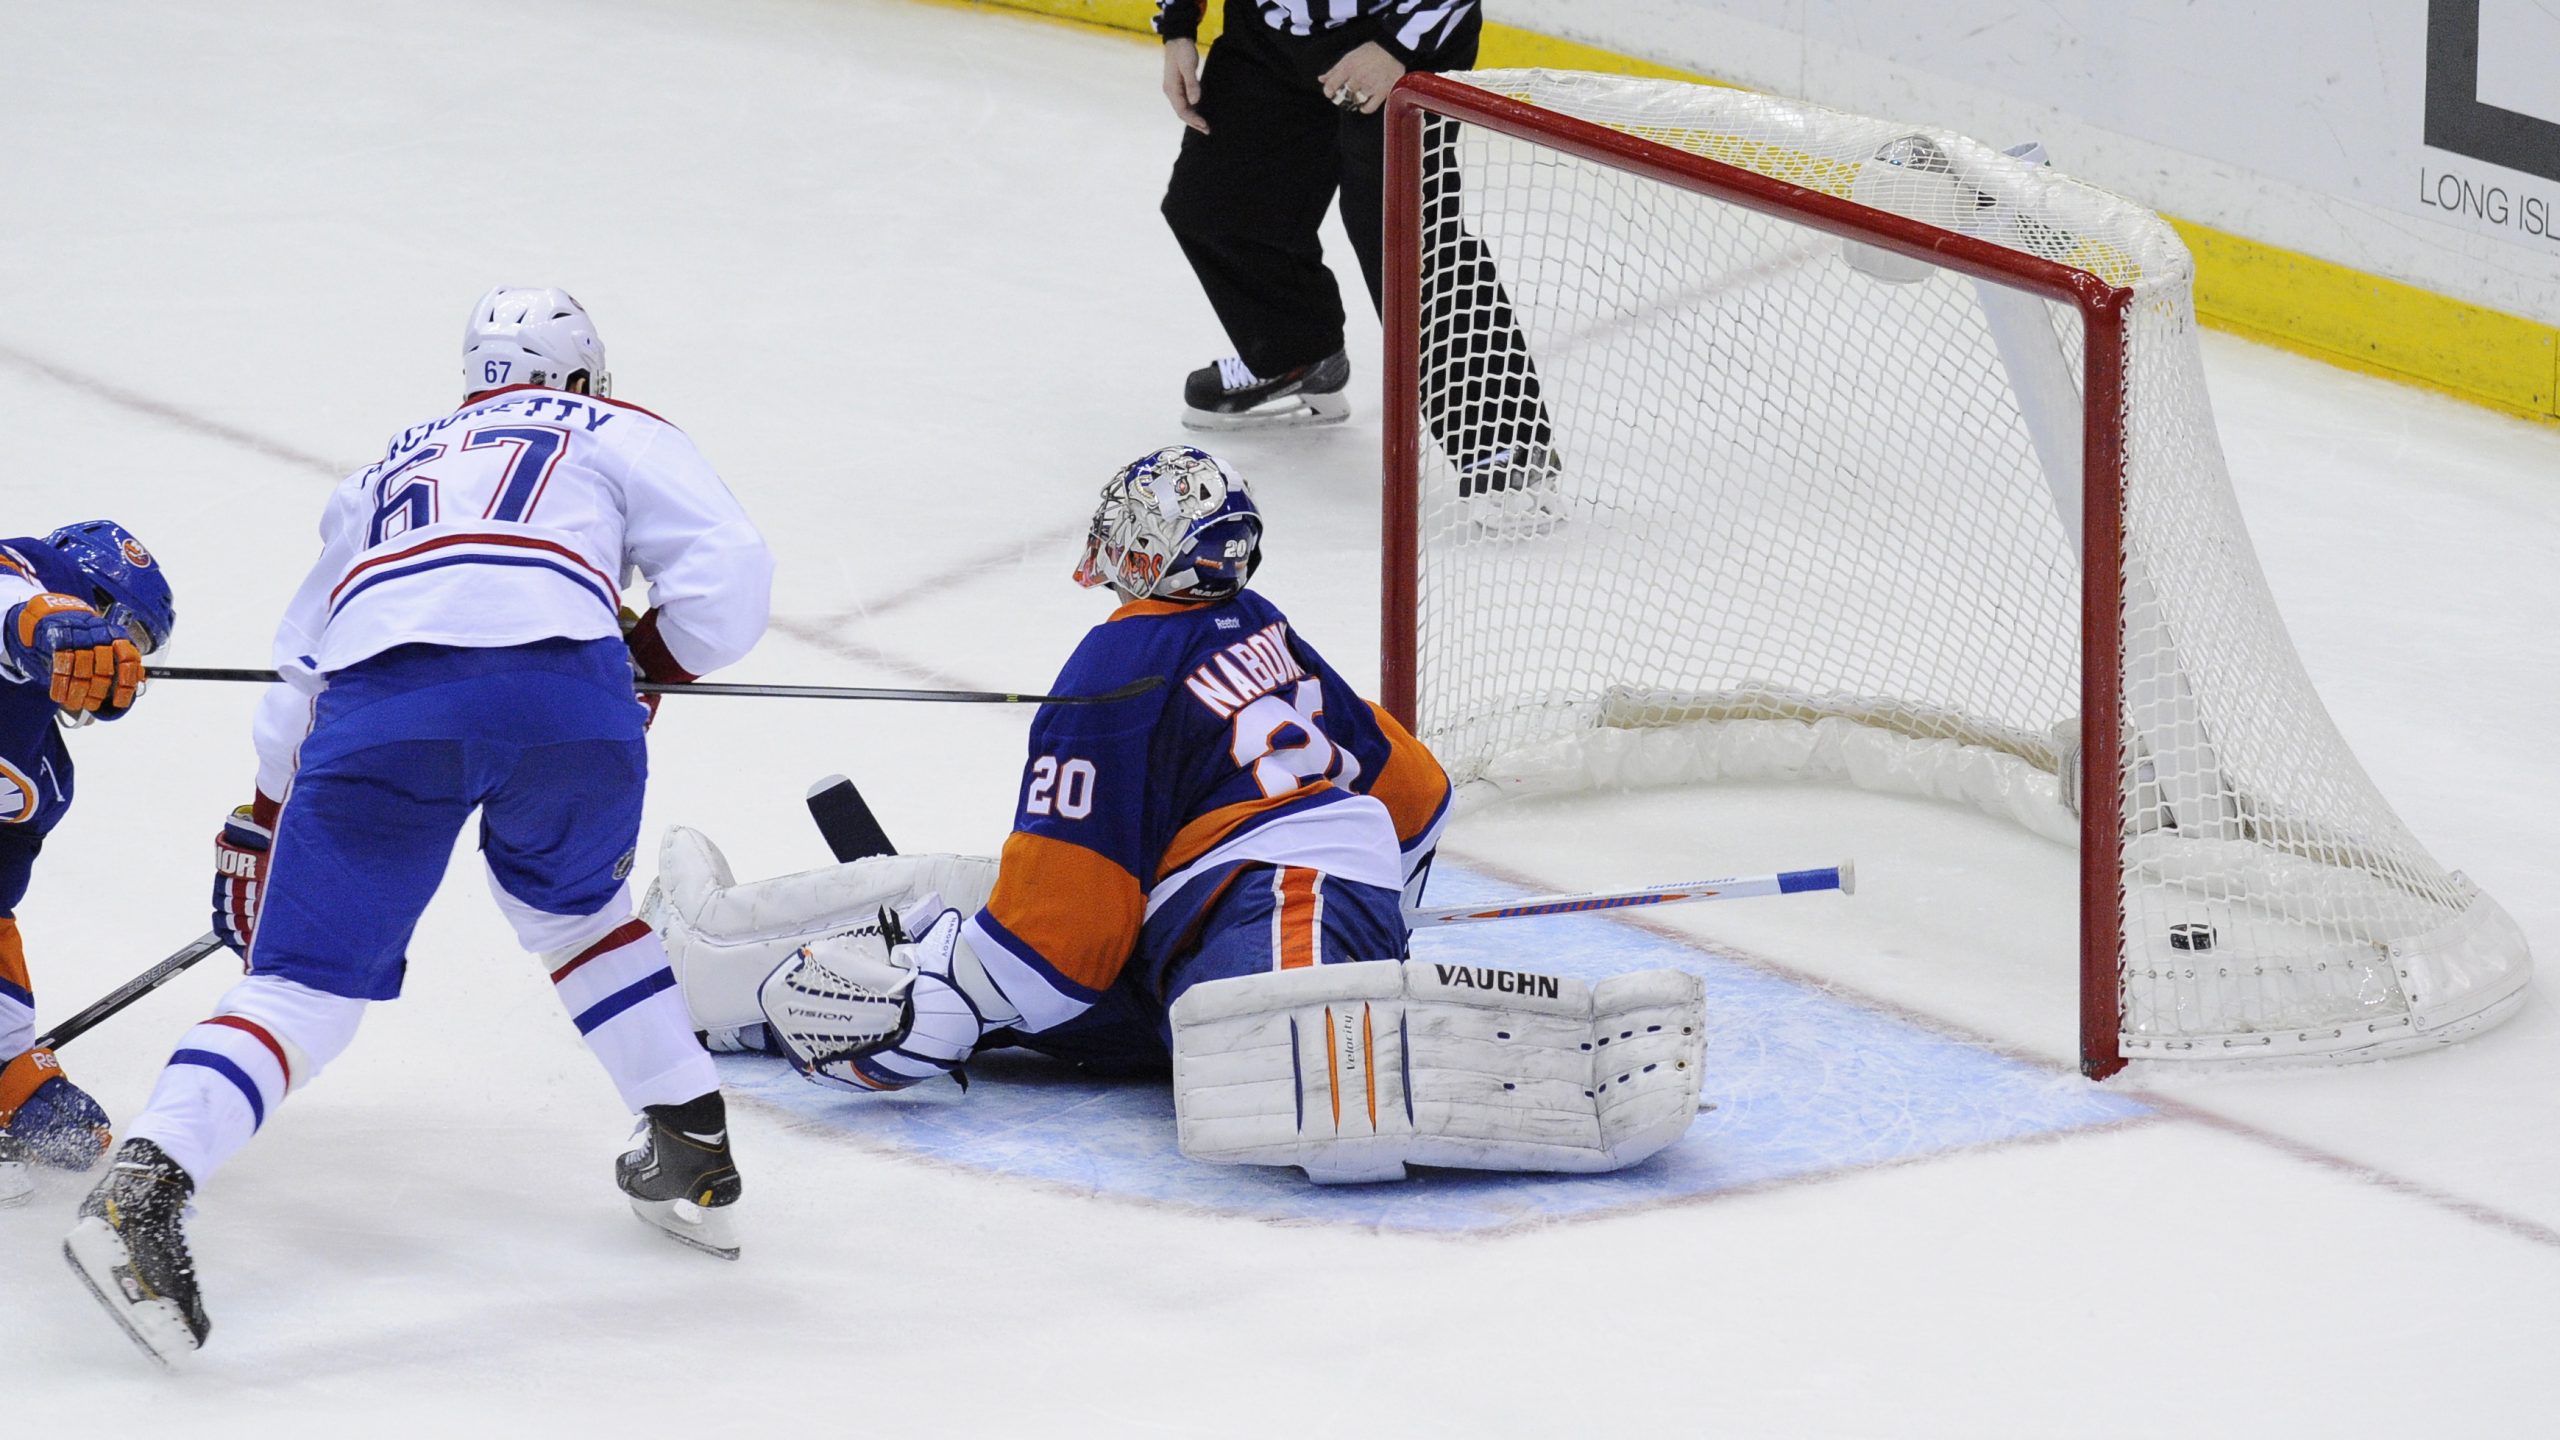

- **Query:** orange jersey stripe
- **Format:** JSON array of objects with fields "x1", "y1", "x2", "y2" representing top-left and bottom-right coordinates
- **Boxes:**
[
  {"x1": 983, "y1": 830, "x2": 1147, "y2": 994},
  {"x1": 1157, "y1": 788, "x2": 1334, "y2": 881},
  {"x1": 0, "y1": 917, "x2": 26, "y2": 995},
  {"x1": 1108, "y1": 597, "x2": 1198, "y2": 622},
  {"x1": 0, "y1": 758, "x2": 37, "y2": 825},
  {"x1": 1363, "y1": 701, "x2": 1452, "y2": 845},
  {"x1": 1274, "y1": 867, "x2": 1321, "y2": 970}
]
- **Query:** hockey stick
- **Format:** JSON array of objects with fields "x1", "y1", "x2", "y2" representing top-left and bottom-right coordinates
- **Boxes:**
[
  {"x1": 806, "y1": 774, "x2": 896, "y2": 862},
  {"x1": 35, "y1": 933, "x2": 227, "y2": 1051},
  {"x1": 1405, "y1": 862, "x2": 1854, "y2": 927},
  {"x1": 147, "y1": 665, "x2": 1166, "y2": 707},
  {"x1": 802, "y1": 767, "x2": 1851, "y2": 927}
]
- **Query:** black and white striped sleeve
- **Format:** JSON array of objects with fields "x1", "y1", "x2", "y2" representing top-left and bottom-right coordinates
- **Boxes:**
[
  {"x1": 1376, "y1": 0, "x2": 1477, "y2": 67},
  {"x1": 1153, "y1": 0, "x2": 1209, "y2": 42}
]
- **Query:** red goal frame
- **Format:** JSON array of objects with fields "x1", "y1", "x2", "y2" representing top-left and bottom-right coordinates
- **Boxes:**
[{"x1": 1378, "y1": 73, "x2": 2139, "y2": 1078}]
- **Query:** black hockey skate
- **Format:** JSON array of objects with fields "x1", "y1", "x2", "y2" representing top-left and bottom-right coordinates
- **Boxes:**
[
  {"x1": 1181, "y1": 350, "x2": 1351, "y2": 430},
  {"x1": 1456, "y1": 442, "x2": 1568, "y2": 538},
  {"x1": 62, "y1": 1139, "x2": 208, "y2": 1366},
  {"x1": 616, "y1": 1090, "x2": 743, "y2": 1260}
]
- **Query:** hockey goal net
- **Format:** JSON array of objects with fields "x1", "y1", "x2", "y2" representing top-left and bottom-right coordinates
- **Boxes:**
[{"x1": 1380, "y1": 70, "x2": 2530, "y2": 1076}]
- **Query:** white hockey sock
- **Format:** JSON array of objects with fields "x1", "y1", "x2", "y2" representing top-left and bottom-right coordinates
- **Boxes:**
[
  {"x1": 0, "y1": 993, "x2": 31, "y2": 1062},
  {"x1": 547, "y1": 919, "x2": 718, "y2": 1112},
  {"x1": 124, "y1": 974, "x2": 365, "y2": 1185}
]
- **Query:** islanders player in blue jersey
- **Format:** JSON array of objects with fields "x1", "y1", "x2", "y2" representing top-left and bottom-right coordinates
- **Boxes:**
[{"x1": 0, "y1": 522, "x2": 174, "y2": 1207}]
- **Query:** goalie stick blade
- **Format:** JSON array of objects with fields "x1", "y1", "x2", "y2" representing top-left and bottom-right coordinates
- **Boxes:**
[{"x1": 805, "y1": 775, "x2": 896, "y2": 863}]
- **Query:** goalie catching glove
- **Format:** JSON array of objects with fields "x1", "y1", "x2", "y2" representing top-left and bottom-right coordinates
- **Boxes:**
[{"x1": 757, "y1": 901, "x2": 1020, "y2": 1092}]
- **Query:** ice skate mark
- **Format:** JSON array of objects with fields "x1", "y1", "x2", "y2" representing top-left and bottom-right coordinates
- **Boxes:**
[
  {"x1": 1535, "y1": 240, "x2": 1827, "y2": 364},
  {"x1": 1447, "y1": 847, "x2": 2560, "y2": 1253},
  {"x1": 765, "y1": 616, "x2": 984, "y2": 692},
  {"x1": 726, "y1": 1078, "x2": 2164, "y2": 1241},
  {"x1": 0, "y1": 345, "x2": 343, "y2": 477},
  {"x1": 1440, "y1": 844, "x2": 2064, "y2": 1070},
  {"x1": 2152, "y1": 1100, "x2": 2560, "y2": 1253},
  {"x1": 765, "y1": 523, "x2": 1084, "y2": 689}
]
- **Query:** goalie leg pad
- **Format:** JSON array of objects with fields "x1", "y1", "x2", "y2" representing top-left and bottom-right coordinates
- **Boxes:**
[{"x1": 1171, "y1": 959, "x2": 1705, "y2": 1184}]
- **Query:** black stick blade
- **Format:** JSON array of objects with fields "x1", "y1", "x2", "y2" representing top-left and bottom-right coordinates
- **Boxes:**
[{"x1": 805, "y1": 775, "x2": 896, "y2": 862}]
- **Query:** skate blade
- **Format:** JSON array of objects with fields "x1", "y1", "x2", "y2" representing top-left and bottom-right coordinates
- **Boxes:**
[
  {"x1": 62, "y1": 1219, "x2": 195, "y2": 1369},
  {"x1": 0, "y1": 1161, "x2": 31, "y2": 1209},
  {"x1": 1464, "y1": 502, "x2": 1569, "y2": 542},
  {"x1": 1468, "y1": 515, "x2": 1567, "y2": 542},
  {"x1": 1180, "y1": 391, "x2": 1352, "y2": 431},
  {"x1": 628, "y1": 1195, "x2": 740, "y2": 1261}
]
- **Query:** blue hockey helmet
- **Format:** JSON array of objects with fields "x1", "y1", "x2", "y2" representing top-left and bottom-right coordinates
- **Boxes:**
[
  {"x1": 1073, "y1": 445, "x2": 1262, "y2": 602},
  {"x1": 44, "y1": 521, "x2": 175, "y2": 655}
]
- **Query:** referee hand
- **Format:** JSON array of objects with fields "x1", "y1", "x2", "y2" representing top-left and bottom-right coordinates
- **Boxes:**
[
  {"x1": 1317, "y1": 41, "x2": 1406, "y2": 116},
  {"x1": 1163, "y1": 38, "x2": 1209, "y2": 133}
]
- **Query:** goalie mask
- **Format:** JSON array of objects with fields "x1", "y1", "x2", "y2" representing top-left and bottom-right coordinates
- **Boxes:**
[
  {"x1": 1072, "y1": 445, "x2": 1262, "y2": 602},
  {"x1": 462, "y1": 285, "x2": 611, "y2": 398}
]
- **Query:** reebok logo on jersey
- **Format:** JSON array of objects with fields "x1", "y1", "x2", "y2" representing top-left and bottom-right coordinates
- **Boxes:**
[{"x1": 1433, "y1": 965, "x2": 1563, "y2": 1000}]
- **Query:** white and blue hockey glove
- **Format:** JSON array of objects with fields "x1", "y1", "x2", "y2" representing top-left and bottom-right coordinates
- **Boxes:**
[
  {"x1": 211, "y1": 796, "x2": 278, "y2": 958},
  {"x1": 755, "y1": 902, "x2": 1020, "y2": 1093}
]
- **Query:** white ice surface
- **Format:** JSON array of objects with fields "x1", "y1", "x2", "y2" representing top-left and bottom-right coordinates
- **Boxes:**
[{"x1": 2, "y1": 0, "x2": 2556, "y2": 1434}]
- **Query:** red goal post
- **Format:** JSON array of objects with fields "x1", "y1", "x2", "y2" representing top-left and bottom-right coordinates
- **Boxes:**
[{"x1": 1377, "y1": 71, "x2": 2529, "y2": 1078}]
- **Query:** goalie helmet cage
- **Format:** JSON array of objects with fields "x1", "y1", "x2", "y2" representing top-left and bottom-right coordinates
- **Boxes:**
[{"x1": 1378, "y1": 70, "x2": 2531, "y2": 1078}]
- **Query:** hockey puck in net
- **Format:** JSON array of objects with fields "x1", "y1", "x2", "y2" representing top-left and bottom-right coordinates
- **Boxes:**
[{"x1": 2167, "y1": 922, "x2": 2219, "y2": 953}]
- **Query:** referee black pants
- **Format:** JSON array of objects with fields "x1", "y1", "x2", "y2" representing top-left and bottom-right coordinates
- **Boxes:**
[{"x1": 1161, "y1": 0, "x2": 1552, "y2": 466}]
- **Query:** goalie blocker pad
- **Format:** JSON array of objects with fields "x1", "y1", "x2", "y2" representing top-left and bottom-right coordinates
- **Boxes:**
[{"x1": 1171, "y1": 959, "x2": 1705, "y2": 1184}]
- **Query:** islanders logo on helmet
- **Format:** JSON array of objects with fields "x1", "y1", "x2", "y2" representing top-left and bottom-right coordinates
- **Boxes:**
[
  {"x1": 45, "y1": 521, "x2": 176, "y2": 656},
  {"x1": 1073, "y1": 446, "x2": 1262, "y2": 602}
]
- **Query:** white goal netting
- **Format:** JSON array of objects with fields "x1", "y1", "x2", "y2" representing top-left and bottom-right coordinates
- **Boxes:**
[{"x1": 1393, "y1": 70, "x2": 2529, "y2": 1068}]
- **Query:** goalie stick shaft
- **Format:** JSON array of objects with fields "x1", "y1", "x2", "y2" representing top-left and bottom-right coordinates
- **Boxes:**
[
  {"x1": 36, "y1": 933, "x2": 227, "y2": 1051},
  {"x1": 147, "y1": 665, "x2": 1165, "y2": 707},
  {"x1": 1404, "y1": 862, "x2": 1854, "y2": 927},
  {"x1": 792, "y1": 775, "x2": 1850, "y2": 933}
]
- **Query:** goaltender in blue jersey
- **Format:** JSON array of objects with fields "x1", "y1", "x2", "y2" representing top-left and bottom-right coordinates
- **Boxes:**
[
  {"x1": 656, "y1": 444, "x2": 1447, "y2": 1088},
  {"x1": 653, "y1": 445, "x2": 1705, "y2": 1183},
  {"x1": 959, "y1": 534, "x2": 1449, "y2": 1062}
]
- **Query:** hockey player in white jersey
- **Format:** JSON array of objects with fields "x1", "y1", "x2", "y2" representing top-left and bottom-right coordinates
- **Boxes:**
[
  {"x1": 66, "y1": 288, "x2": 774, "y2": 1364},
  {"x1": 646, "y1": 446, "x2": 1705, "y2": 1186}
]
